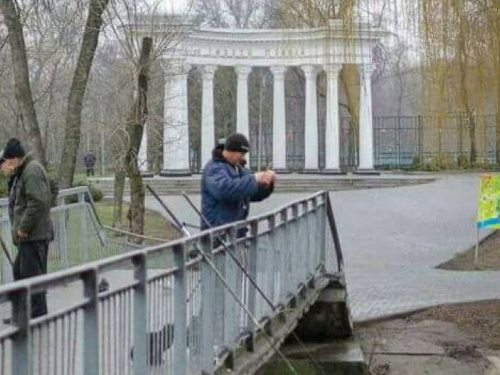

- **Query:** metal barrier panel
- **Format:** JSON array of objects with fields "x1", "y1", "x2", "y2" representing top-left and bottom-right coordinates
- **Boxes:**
[
  {"x1": 0, "y1": 187, "x2": 147, "y2": 285},
  {"x1": 0, "y1": 191, "x2": 344, "y2": 375}
]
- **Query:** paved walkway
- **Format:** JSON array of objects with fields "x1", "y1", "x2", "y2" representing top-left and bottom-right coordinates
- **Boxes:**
[{"x1": 145, "y1": 174, "x2": 500, "y2": 322}]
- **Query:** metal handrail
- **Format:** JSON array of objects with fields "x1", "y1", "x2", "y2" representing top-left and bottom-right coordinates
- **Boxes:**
[{"x1": 0, "y1": 190, "x2": 344, "y2": 375}]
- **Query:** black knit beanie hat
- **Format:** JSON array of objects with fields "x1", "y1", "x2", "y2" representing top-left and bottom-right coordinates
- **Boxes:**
[
  {"x1": 3, "y1": 138, "x2": 26, "y2": 159},
  {"x1": 224, "y1": 133, "x2": 250, "y2": 153}
]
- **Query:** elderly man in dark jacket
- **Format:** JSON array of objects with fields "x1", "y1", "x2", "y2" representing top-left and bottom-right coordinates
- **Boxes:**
[
  {"x1": 201, "y1": 133, "x2": 276, "y2": 234},
  {"x1": 2, "y1": 138, "x2": 54, "y2": 318}
]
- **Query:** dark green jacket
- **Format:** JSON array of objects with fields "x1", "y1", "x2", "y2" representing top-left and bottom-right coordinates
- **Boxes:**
[{"x1": 8, "y1": 155, "x2": 54, "y2": 245}]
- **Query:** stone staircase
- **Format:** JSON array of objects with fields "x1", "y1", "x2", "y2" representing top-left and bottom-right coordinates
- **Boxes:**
[{"x1": 90, "y1": 174, "x2": 435, "y2": 196}]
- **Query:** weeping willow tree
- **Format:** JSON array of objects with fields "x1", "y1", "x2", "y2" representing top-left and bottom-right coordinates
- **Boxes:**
[
  {"x1": 274, "y1": 0, "x2": 500, "y2": 167},
  {"x1": 421, "y1": 0, "x2": 500, "y2": 166}
]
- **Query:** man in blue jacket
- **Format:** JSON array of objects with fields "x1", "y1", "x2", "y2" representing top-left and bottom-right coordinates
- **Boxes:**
[{"x1": 201, "y1": 133, "x2": 276, "y2": 234}]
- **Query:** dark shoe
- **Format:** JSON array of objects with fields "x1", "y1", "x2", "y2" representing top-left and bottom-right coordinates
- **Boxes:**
[{"x1": 2, "y1": 318, "x2": 11, "y2": 325}]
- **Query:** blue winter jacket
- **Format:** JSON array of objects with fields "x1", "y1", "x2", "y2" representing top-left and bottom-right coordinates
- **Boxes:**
[{"x1": 201, "y1": 146, "x2": 274, "y2": 233}]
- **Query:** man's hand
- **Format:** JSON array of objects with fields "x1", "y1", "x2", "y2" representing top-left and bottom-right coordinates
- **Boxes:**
[
  {"x1": 17, "y1": 229, "x2": 28, "y2": 240},
  {"x1": 254, "y1": 170, "x2": 276, "y2": 186},
  {"x1": 265, "y1": 170, "x2": 277, "y2": 183},
  {"x1": 254, "y1": 171, "x2": 270, "y2": 185}
]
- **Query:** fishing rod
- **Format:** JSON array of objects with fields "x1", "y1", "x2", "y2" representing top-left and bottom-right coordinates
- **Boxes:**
[
  {"x1": 145, "y1": 185, "x2": 300, "y2": 375},
  {"x1": 180, "y1": 191, "x2": 327, "y2": 375}
]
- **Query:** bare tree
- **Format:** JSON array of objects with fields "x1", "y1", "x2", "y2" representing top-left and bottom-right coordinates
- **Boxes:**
[
  {"x1": 0, "y1": 0, "x2": 46, "y2": 164},
  {"x1": 124, "y1": 37, "x2": 152, "y2": 242},
  {"x1": 103, "y1": 1, "x2": 186, "y2": 231},
  {"x1": 193, "y1": 0, "x2": 265, "y2": 28},
  {"x1": 58, "y1": 0, "x2": 110, "y2": 188}
]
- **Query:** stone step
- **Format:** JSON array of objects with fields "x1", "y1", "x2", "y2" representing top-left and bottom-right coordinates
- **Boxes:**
[
  {"x1": 257, "y1": 338, "x2": 368, "y2": 375},
  {"x1": 89, "y1": 176, "x2": 434, "y2": 196}
]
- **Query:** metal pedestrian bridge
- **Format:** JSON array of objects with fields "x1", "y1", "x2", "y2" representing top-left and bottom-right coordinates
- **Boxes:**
[{"x1": 0, "y1": 188, "x2": 350, "y2": 375}]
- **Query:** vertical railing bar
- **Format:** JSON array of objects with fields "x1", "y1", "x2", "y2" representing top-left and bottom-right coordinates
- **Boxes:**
[
  {"x1": 113, "y1": 294, "x2": 118, "y2": 374},
  {"x1": 118, "y1": 292, "x2": 123, "y2": 375},
  {"x1": 106, "y1": 297, "x2": 111, "y2": 375},
  {"x1": 71, "y1": 311, "x2": 77, "y2": 375},
  {"x1": 11, "y1": 286, "x2": 31, "y2": 375},
  {"x1": 200, "y1": 233, "x2": 215, "y2": 373},
  {"x1": 82, "y1": 268, "x2": 99, "y2": 375},
  {"x1": 311, "y1": 197, "x2": 318, "y2": 276},
  {"x1": 300, "y1": 201, "x2": 308, "y2": 282},
  {"x1": 100, "y1": 300, "x2": 105, "y2": 375},
  {"x1": 173, "y1": 243, "x2": 187, "y2": 375},
  {"x1": 247, "y1": 220, "x2": 258, "y2": 330},
  {"x1": 47, "y1": 320, "x2": 51, "y2": 375},
  {"x1": 37, "y1": 324, "x2": 43, "y2": 375},
  {"x1": 279, "y1": 209, "x2": 288, "y2": 302},
  {"x1": 132, "y1": 253, "x2": 148, "y2": 375},
  {"x1": 291, "y1": 204, "x2": 299, "y2": 290},
  {"x1": 319, "y1": 195, "x2": 327, "y2": 272},
  {"x1": 325, "y1": 193, "x2": 344, "y2": 273},
  {"x1": 78, "y1": 193, "x2": 90, "y2": 263},
  {"x1": 224, "y1": 227, "x2": 236, "y2": 345},
  {"x1": 61, "y1": 315, "x2": 66, "y2": 375},
  {"x1": 267, "y1": 215, "x2": 276, "y2": 308},
  {"x1": 128, "y1": 288, "x2": 133, "y2": 375}
]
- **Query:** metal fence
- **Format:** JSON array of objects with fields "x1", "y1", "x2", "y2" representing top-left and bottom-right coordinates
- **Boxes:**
[
  {"x1": 188, "y1": 114, "x2": 498, "y2": 171},
  {"x1": 372, "y1": 115, "x2": 497, "y2": 168},
  {"x1": 0, "y1": 187, "x2": 152, "y2": 285},
  {"x1": 0, "y1": 191, "x2": 343, "y2": 375}
]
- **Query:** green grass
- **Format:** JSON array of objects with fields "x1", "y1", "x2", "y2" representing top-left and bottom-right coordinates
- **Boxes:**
[
  {"x1": 44, "y1": 200, "x2": 180, "y2": 273},
  {"x1": 94, "y1": 200, "x2": 181, "y2": 242}
]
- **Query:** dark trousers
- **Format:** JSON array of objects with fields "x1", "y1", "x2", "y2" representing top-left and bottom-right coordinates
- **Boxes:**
[
  {"x1": 13, "y1": 240, "x2": 49, "y2": 318},
  {"x1": 86, "y1": 167, "x2": 94, "y2": 176}
]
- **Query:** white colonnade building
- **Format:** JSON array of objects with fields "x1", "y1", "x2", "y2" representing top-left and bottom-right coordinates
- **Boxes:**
[{"x1": 153, "y1": 20, "x2": 385, "y2": 176}]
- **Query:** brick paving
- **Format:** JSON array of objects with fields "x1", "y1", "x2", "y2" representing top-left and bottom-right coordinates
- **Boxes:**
[{"x1": 145, "y1": 174, "x2": 500, "y2": 322}]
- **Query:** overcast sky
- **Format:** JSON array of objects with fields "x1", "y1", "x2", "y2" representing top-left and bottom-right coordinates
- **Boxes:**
[{"x1": 155, "y1": 0, "x2": 191, "y2": 14}]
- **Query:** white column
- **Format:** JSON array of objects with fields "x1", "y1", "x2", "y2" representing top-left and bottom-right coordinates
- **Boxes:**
[
  {"x1": 161, "y1": 61, "x2": 191, "y2": 176},
  {"x1": 324, "y1": 64, "x2": 342, "y2": 172},
  {"x1": 358, "y1": 64, "x2": 375, "y2": 171},
  {"x1": 302, "y1": 65, "x2": 319, "y2": 171},
  {"x1": 270, "y1": 66, "x2": 287, "y2": 171},
  {"x1": 235, "y1": 66, "x2": 252, "y2": 138},
  {"x1": 201, "y1": 65, "x2": 217, "y2": 169}
]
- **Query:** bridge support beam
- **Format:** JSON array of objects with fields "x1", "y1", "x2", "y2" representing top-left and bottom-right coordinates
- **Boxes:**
[{"x1": 294, "y1": 274, "x2": 353, "y2": 341}]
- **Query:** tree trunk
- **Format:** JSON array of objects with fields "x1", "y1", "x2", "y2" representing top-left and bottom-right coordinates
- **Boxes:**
[
  {"x1": 58, "y1": 0, "x2": 110, "y2": 188},
  {"x1": 0, "y1": 0, "x2": 46, "y2": 164},
  {"x1": 125, "y1": 37, "x2": 153, "y2": 244},
  {"x1": 113, "y1": 166, "x2": 126, "y2": 229},
  {"x1": 340, "y1": 65, "x2": 360, "y2": 168}
]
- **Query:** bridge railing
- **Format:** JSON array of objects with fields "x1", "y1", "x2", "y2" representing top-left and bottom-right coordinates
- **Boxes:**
[
  {"x1": 0, "y1": 190, "x2": 343, "y2": 375},
  {"x1": 0, "y1": 186, "x2": 159, "y2": 284}
]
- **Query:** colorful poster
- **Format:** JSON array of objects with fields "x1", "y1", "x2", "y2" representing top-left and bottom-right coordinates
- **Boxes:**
[{"x1": 477, "y1": 174, "x2": 500, "y2": 229}]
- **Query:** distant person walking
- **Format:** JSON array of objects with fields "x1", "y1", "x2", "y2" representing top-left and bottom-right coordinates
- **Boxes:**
[
  {"x1": 1, "y1": 138, "x2": 55, "y2": 318},
  {"x1": 84, "y1": 150, "x2": 96, "y2": 176}
]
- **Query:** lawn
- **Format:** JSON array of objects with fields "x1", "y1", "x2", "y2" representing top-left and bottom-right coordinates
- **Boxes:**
[
  {"x1": 94, "y1": 199, "x2": 181, "y2": 243},
  {"x1": 43, "y1": 200, "x2": 181, "y2": 273}
]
